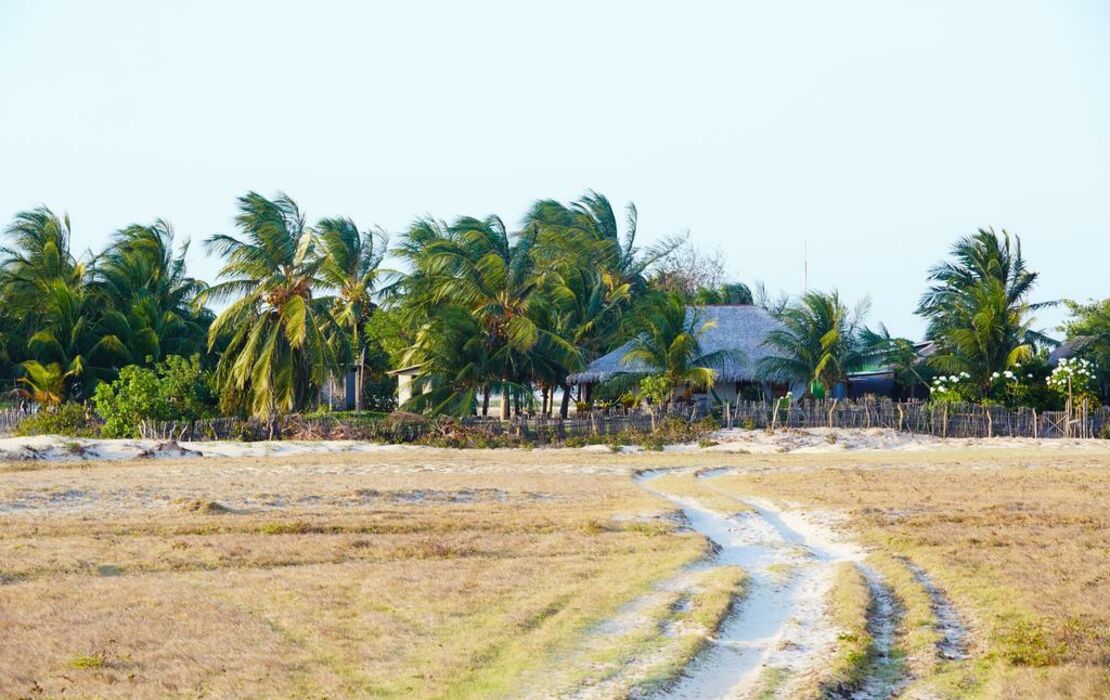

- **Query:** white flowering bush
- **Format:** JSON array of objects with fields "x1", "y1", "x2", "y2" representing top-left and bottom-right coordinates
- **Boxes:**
[
  {"x1": 1046, "y1": 358, "x2": 1100, "y2": 407},
  {"x1": 929, "y1": 372, "x2": 972, "y2": 404}
]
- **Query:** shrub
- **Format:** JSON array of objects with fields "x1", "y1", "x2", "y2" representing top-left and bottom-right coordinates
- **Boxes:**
[
  {"x1": 1100, "y1": 423, "x2": 1110, "y2": 440},
  {"x1": 641, "y1": 436, "x2": 666, "y2": 451},
  {"x1": 93, "y1": 355, "x2": 216, "y2": 438},
  {"x1": 14, "y1": 403, "x2": 98, "y2": 437},
  {"x1": 929, "y1": 373, "x2": 974, "y2": 404}
]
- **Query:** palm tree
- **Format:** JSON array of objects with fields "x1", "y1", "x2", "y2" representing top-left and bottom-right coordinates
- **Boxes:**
[
  {"x1": 16, "y1": 360, "x2": 73, "y2": 409},
  {"x1": 204, "y1": 192, "x2": 339, "y2": 419},
  {"x1": 694, "y1": 282, "x2": 754, "y2": 306},
  {"x1": 315, "y1": 218, "x2": 388, "y2": 411},
  {"x1": 759, "y1": 290, "x2": 867, "y2": 397},
  {"x1": 927, "y1": 278, "x2": 1040, "y2": 393},
  {"x1": 25, "y1": 279, "x2": 131, "y2": 397},
  {"x1": 524, "y1": 190, "x2": 681, "y2": 296},
  {"x1": 401, "y1": 305, "x2": 495, "y2": 416},
  {"x1": 618, "y1": 293, "x2": 738, "y2": 406},
  {"x1": 538, "y1": 265, "x2": 628, "y2": 417},
  {"x1": 524, "y1": 191, "x2": 682, "y2": 416},
  {"x1": 860, "y1": 324, "x2": 928, "y2": 398},
  {"x1": 397, "y1": 215, "x2": 576, "y2": 418},
  {"x1": 0, "y1": 207, "x2": 82, "y2": 317},
  {"x1": 95, "y1": 220, "x2": 211, "y2": 363},
  {"x1": 917, "y1": 229, "x2": 1050, "y2": 394},
  {"x1": 1, "y1": 208, "x2": 129, "y2": 399}
]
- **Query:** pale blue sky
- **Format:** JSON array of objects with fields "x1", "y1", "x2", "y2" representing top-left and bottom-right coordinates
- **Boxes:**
[{"x1": 2, "y1": 0, "x2": 1107, "y2": 338}]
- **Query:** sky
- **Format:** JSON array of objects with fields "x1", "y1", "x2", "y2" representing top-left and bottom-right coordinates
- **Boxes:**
[{"x1": 1, "y1": 0, "x2": 1107, "y2": 339}]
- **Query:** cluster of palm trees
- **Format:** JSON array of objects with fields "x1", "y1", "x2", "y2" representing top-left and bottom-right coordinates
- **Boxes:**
[
  {"x1": 201, "y1": 193, "x2": 389, "y2": 418},
  {"x1": 0, "y1": 209, "x2": 211, "y2": 406},
  {"x1": 0, "y1": 190, "x2": 1070, "y2": 422},
  {"x1": 391, "y1": 192, "x2": 684, "y2": 418},
  {"x1": 756, "y1": 229, "x2": 1056, "y2": 402},
  {"x1": 0, "y1": 190, "x2": 689, "y2": 419}
]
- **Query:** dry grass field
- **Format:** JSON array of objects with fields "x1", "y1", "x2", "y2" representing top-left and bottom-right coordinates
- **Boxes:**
[
  {"x1": 1, "y1": 439, "x2": 1107, "y2": 699},
  {"x1": 708, "y1": 452, "x2": 1110, "y2": 698}
]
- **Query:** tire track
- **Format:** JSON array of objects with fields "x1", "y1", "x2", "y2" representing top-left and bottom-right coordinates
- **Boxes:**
[{"x1": 637, "y1": 470, "x2": 902, "y2": 699}]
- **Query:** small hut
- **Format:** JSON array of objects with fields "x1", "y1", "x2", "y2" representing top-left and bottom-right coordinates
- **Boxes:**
[{"x1": 567, "y1": 305, "x2": 797, "y2": 404}]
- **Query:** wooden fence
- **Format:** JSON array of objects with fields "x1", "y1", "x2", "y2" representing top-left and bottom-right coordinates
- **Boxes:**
[
  {"x1": 0, "y1": 408, "x2": 29, "y2": 436},
  {"x1": 3, "y1": 399, "x2": 1107, "y2": 442},
  {"x1": 722, "y1": 398, "x2": 1110, "y2": 439},
  {"x1": 135, "y1": 407, "x2": 707, "y2": 444},
  {"x1": 128, "y1": 399, "x2": 1110, "y2": 443}
]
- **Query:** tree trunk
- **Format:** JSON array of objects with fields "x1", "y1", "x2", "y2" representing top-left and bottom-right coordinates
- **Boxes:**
[
  {"x1": 500, "y1": 388, "x2": 510, "y2": 421},
  {"x1": 482, "y1": 386, "x2": 490, "y2": 417},
  {"x1": 356, "y1": 348, "x2": 366, "y2": 412},
  {"x1": 560, "y1": 383, "x2": 572, "y2": 419}
]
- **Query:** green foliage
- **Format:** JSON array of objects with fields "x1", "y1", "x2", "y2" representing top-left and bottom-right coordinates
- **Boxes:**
[
  {"x1": 2, "y1": 194, "x2": 1091, "y2": 426},
  {"x1": 918, "y1": 228, "x2": 1049, "y2": 395},
  {"x1": 692, "y1": 282, "x2": 754, "y2": 306},
  {"x1": 638, "y1": 374, "x2": 670, "y2": 406},
  {"x1": 68, "y1": 654, "x2": 105, "y2": 669},
  {"x1": 861, "y1": 324, "x2": 928, "y2": 398},
  {"x1": 759, "y1": 290, "x2": 867, "y2": 395},
  {"x1": 93, "y1": 355, "x2": 216, "y2": 438},
  {"x1": 928, "y1": 372, "x2": 975, "y2": 405},
  {"x1": 1060, "y1": 298, "x2": 1110, "y2": 399},
  {"x1": 94, "y1": 220, "x2": 211, "y2": 363},
  {"x1": 204, "y1": 193, "x2": 340, "y2": 418},
  {"x1": 615, "y1": 292, "x2": 737, "y2": 402},
  {"x1": 14, "y1": 402, "x2": 98, "y2": 437},
  {"x1": 1046, "y1": 358, "x2": 1100, "y2": 408}
]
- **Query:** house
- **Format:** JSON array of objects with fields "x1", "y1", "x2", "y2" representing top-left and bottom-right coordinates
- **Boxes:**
[
  {"x1": 386, "y1": 365, "x2": 424, "y2": 407},
  {"x1": 1048, "y1": 336, "x2": 1093, "y2": 367},
  {"x1": 567, "y1": 305, "x2": 800, "y2": 404}
]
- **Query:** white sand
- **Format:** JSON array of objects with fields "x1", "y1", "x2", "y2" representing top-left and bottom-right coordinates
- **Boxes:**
[
  {"x1": 702, "y1": 427, "x2": 1108, "y2": 454},
  {"x1": 0, "y1": 427, "x2": 1105, "y2": 465},
  {"x1": 637, "y1": 471, "x2": 878, "y2": 699},
  {"x1": 0, "y1": 435, "x2": 415, "y2": 463},
  {"x1": 637, "y1": 471, "x2": 909, "y2": 699}
]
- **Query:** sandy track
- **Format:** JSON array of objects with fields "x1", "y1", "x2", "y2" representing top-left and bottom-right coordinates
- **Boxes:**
[{"x1": 638, "y1": 470, "x2": 907, "y2": 700}]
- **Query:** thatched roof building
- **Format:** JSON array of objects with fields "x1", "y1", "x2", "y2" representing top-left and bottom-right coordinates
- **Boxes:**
[
  {"x1": 567, "y1": 305, "x2": 785, "y2": 385},
  {"x1": 1048, "y1": 336, "x2": 1092, "y2": 366}
]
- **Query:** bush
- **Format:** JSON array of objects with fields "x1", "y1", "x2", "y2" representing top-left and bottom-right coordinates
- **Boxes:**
[
  {"x1": 93, "y1": 355, "x2": 216, "y2": 438},
  {"x1": 14, "y1": 403, "x2": 98, "y2": 437},
  {"x1": 1100, "y1": 423, "x2": 1110, "y2": 440}
]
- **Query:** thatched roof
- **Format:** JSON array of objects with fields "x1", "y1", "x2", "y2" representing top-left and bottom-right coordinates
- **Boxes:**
[
  {"x1": 567, "y1": 305, "x2": 785, "y2": 384},
  {"x1": 1049, "y1": 336, "x2": 1093, "y2": 366}
]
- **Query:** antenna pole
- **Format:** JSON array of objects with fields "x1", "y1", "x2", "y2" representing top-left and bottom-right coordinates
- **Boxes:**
[{"x1": 803, "y1": 240, "x2": 808, "y2": 291}]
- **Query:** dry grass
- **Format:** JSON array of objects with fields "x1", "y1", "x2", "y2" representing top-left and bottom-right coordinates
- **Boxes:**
[
  {"x1": 640, "y1": 468, "x2": 753, "y2": 514},
  {"x1": 1, "y1": 444, "x2": 1107, "y2": 698},
  {"x1": 819, "y1": 562, "x2": 875, "y2": 693},
  {"x1": 709, "y1": 451, "x2": 1110, "y2": 698},
  {"x1": 0, "y1": 453, "x2": 708, "y2": 698}
]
